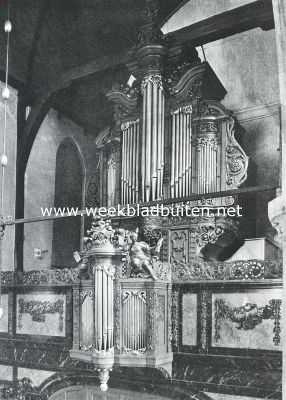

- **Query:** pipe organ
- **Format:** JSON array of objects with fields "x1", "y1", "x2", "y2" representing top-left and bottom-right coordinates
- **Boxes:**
[{"x1": 104, "y1": 55, "x2": 248, "y2": 205}]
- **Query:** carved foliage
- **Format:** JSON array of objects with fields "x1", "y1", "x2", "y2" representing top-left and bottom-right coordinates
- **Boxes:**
[
  {"x1": 225, "y1": 117, "x2": 248, "y2": 188},
  {"x1": 195, "y1": 224, "x2": 224, "y2": 250},
  {"x1": 172, "y1": 259, "x2": 282, "y2": 282}
]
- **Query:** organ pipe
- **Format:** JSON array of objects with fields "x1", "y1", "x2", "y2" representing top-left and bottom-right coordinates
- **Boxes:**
[
  {"x1": 122, "y1": 291, "x2": 146, "y2": 352},
  {"x1": 93, "y1": 266, "x2": 114, "y2": 351},
  {"x1": 121, "y1": 119, "x2": 140, "y2": 204},
  {"x1": 141, "y1": 74, "x2": 165, "y2": 201},
  {"x1": 195, "y1": 132, "x2": 218, "y2": 194},
  {"x1": 170, "y1": 105, "x2": 192, "y2": 198}
]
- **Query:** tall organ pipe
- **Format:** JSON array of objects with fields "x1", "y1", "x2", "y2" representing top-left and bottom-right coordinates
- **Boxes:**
[
  {"x1": 121, "y1": 120, "x2": 140, "y2": 204},
  {"x1": 141, "y1": 74, "x2": 165, "y2": 201}
]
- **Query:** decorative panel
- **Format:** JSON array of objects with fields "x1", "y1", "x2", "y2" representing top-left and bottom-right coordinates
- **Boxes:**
[
  {"x1": 16, "y1": 293, "x2": 66, "y2": 337},
  {"x1": 212, "y1": 289, "x2": 282, "y2": 350},
  {"x1": 170, "y1": 230, "x2": 188, "y2": 264},
  {"x1": 0, "y1": 294, "x2": 9, "y2": 333},
  {"x1": 182, "y1": 293, "x2": 197, "y2": 347}
]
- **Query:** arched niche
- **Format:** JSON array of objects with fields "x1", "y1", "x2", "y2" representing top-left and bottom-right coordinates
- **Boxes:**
[{"x1": 52, "y1": 138, "x2": 84, "y2": 268}]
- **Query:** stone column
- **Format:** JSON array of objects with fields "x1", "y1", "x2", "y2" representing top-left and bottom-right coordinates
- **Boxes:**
[{"x1": 269, "y1": 1, "x2": 286, "y2": 396}]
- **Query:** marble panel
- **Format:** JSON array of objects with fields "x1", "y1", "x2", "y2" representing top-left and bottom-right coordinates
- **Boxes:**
[
  {"x1": 0, "y1": 294, "x2": 9, "y2": 333},
  {"x1": 212, "y1": 289, "x2": 282, "y2": 350},
  {"x1": 182, "y1": 293, "x2": 197, "y2": 346},
  {"x1": 16, "y1": 293, "x2": 66, "y2": 337}
]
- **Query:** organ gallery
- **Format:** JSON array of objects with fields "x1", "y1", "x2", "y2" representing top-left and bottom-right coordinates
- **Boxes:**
[{"x1": 0, "y1": 1, "x2": 284, "y2": 399}]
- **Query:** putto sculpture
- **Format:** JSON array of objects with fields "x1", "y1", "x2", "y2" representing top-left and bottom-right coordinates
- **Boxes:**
[{"x1": 127, "y1": 228, "x2": 163, "y2": 280}]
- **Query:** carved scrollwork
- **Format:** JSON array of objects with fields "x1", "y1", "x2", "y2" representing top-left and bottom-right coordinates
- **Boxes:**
[
  {"x1": 195, "y1": 223, "x2": 224, "y2": 249},
  {"x1": 106, "y1": 87, "x2": 138, "y2": 121},
  {"x1": 122, "y1": 290, "x2": 146, "y2": 304},
  {"x1": 172, "y1": 259, "x2": 282, "y2": 282},
  {"x1": 80, "y1": 289, "x2": 94, "y2": 304},
  {"x1": 225, "y1": 117, "x2": 248, "y2": 188},
  {"x1": 21, "y1": 269, "x2": 80, "y2": 285},
  {"x1": 169, "y1": 64, "x2": 204, "y2": 101}
]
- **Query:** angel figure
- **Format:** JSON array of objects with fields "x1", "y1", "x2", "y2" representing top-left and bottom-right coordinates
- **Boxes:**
[{"x1": 128, "y1": 228, "x2": 163, "y2": 280}]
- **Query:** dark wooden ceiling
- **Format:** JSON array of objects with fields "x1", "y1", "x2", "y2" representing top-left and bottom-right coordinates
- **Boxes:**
[
  {"x1": 0, "y1": 0, "x2": 183, "y2": 133},
  {"x1": 0, "y1": 0, "x2": 274, "y2": 135}
]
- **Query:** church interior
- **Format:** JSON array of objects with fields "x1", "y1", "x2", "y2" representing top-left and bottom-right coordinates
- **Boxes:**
[{"x1": 0, "y1": 0, "x2": 285, "y2": 399}]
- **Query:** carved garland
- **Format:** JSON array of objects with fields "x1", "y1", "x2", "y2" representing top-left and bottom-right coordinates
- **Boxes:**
[
  {"x1": 214, "y1": 298, "x2": 282, "y2": 345},
  {"x1": 17, "y1": 299, "x2": 64, "y2": 332}
]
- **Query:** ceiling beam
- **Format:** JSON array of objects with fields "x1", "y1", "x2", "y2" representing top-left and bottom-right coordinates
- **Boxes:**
[{"x1": 163, "y1": 0, "x2": 274, "y2": 47}]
